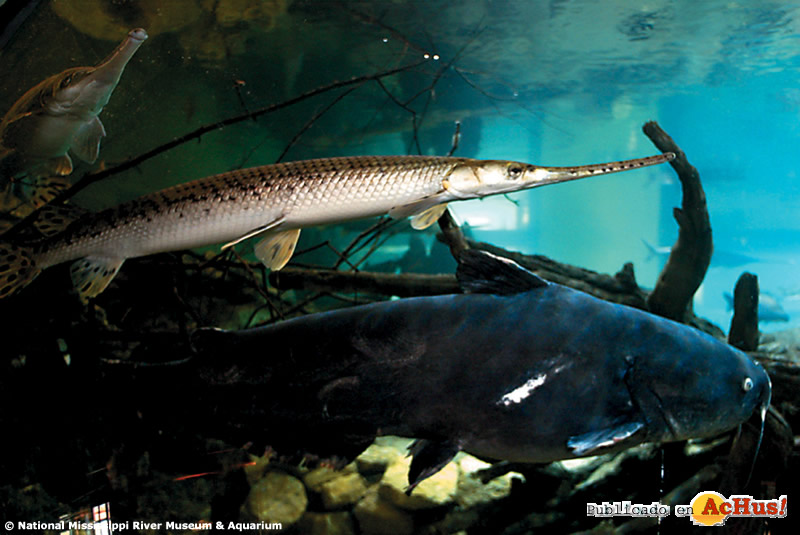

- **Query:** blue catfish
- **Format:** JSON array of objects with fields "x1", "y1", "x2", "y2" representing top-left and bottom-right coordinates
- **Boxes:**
[{"x1": 191, "y1": 251, "x2": 771, "y2": 489}]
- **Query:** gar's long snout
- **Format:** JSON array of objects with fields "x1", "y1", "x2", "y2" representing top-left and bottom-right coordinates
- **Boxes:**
[{"x1": 90, "y1": 28, "x2": 148, "y2": 84}]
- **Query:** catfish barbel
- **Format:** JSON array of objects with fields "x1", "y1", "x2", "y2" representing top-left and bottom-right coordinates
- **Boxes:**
[{"x1": 0, "y1": 152, "x2": 673, "y2": 299}]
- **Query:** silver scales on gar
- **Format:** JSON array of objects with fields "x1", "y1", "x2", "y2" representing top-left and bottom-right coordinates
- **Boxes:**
[{"x1": 0, "y1": 152, "x2": 673, "y2": 299}]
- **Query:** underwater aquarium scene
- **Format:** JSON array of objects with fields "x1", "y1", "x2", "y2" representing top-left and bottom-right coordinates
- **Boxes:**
[{"x1": 2, "y1": 0, "x2": 800, "y2": 533}]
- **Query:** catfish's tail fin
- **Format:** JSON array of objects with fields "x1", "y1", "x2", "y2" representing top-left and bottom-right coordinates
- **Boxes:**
[{"x1": 0, "y1": 242, "x2": 40, "y2": 298}]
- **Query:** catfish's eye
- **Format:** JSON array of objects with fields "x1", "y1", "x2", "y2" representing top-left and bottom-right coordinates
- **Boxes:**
[
  {"x1": 742, "y1": 377, "x2": 753, "y2": 392},
  {"x1": 507, "y1": 165, "x2": 523, "y2": 179},
  {"x1": 60, "y1": 76, "x2": 72, "y2": 88}
]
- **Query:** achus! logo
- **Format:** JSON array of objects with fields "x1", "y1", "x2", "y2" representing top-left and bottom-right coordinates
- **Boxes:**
[{"x1": 689, "y1": 491, "x2": 787, "y2": 526}]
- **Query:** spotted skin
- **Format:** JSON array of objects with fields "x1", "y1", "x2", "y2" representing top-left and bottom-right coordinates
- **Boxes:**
[{"x1": 0, "y1": 153, "x2": 673, "y2": 299}]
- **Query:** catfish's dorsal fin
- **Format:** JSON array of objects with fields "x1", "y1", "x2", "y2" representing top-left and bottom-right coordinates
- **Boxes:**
[
  {"x1": 406, "y1": 439, "x2": 460, "y2": 494},
  {"x1": 456, "y1": 250, "x2": 547, "y2": 295}
]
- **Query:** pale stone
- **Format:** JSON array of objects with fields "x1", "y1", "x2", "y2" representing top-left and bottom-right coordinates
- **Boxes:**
[
  {"x1": 356, "y1": 443, "x2": 402, "y2": 475},
  {"x1": 245, "y1": 471, "x2": 307, "y2": 526},
  {"x1": 303, "y1": 463, "x2": 356, "y2": 493},
  {"x1": 353, "y1": 487, "x2": 414, "y2": 535},
  {"x1": 455, "y1": 454, "x2": 523, "y2": 509},
  {"x1": 320, "y1": 472, "x2": 368, "y2": 509},
  {"x1": 297, "y1": 511, "x2": 356, "y2": 535},
  {"x1": 379, "y1": 455, "x2": 458, "y2": 510},
  {"x1": 242, "y1": 453, "x2": 271, "y2": 487}
]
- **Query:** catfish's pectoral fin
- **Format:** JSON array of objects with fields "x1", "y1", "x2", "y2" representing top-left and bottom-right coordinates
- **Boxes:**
[
  {"x1": 254, "y1": 229, "x2": 301, "y2": 271},
  {"x1": 406, "y1": 439, "x2": 460, "y2": 494},
  {"x1": 0, "y1": 242, "x2": 40, "y2": 298},
  {"x1": 70, "y1": 256, "x2": 125, "y2": 300},
  {"x1": 71, "y1": 116, "x2": 106, "y2": 163},
  {"x1": 566, "y1": 421, "x2": 644, "y2": 456}
]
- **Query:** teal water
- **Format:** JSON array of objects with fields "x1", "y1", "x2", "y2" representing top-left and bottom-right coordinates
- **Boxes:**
[{"x1": 2, "y1": 0, "x2": 800, "y2": 330}]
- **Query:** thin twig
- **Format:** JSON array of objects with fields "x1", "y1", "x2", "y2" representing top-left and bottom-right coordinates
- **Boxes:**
[{"x1": 276, "y1": 86, "x2": 358, "y2": 163}]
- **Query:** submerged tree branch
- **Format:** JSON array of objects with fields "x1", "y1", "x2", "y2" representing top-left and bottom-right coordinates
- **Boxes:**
[
  {"x1": 269, "y1": 267, "x2": 458, "y2": 297},
  {"x1": 643, "y1": 121, "x2": 712, "y2": 321},
  {"x1": 728, "y1": 272, "x2": 760, "y2": 351}
]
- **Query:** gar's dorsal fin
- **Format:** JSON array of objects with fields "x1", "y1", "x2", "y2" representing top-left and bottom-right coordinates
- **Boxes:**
[{"x1": 456, "y1": 250, "x2": 547, "y2": 295}]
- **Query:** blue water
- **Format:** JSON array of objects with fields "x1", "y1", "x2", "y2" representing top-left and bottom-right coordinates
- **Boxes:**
[{"x1": 4, "y1": 0, "x2": 800, "y2": 333}]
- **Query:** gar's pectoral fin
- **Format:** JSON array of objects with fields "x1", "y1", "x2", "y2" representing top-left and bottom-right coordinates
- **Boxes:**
[
  {"x1": 70, "y1": 256, "x2": 125, "y2": 300},
  {"x1": 49, "y1": 154, "x2": 74, "y2": 176},
  {"x1": 388, "y1": 197, "x2": 448, "y2": 229},
  {"x1": 71, "y1": 116, "x2": 106, "y2": 163},
  {"x1": 406, "y1": 439, "x2": 461, "y2": 494},
  {"x1": 566, "y1": 420, "x2": 644, "y2": 456},
  {"x1": 254, "y1": 229, "x2": 301, "y2": 271},
  {"x1": 410, "y1": 204, "x2": 449, "y2": 230},
  {"x1": 456, "y1": 249, "x2": 548, "y2": 295},
  {"x1": 220, "y1": 215, "x2": 286, "y2": 251}
]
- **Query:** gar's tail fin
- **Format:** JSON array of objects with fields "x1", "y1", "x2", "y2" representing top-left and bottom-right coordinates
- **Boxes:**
[{"x1": 0, "y1": 242, "x2": 40, "y2": 298}]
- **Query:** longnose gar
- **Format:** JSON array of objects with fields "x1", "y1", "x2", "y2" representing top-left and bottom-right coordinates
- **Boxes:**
[
  {"x1": 0, "y1": 28, "x2": 148, "y2": 188},
  {"x1": 0, "y1": 152, "x2": 673, "y2": 299}
]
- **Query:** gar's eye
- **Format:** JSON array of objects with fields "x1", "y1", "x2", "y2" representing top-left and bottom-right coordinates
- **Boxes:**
[
  {"x1": 742, "y1": 377, "x2": 753, "y2": 392},
  {"x1": 507, "y1": 165, "x2": 523, "y2": 179}
]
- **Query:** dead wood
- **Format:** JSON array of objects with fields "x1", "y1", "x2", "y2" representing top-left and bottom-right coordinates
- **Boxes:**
[
  {"x1": 643, "y1": 121, "x2": 713, "y2": 321},
  {"x1": 728, "y1": 272, "x2": 760, "y2": 351},
  {"x1": 465, "y1": 240, "x2": 649, "y2": 309},
  {"x1": 269, "y1": 267, "x2": 459, "y2": 297}
]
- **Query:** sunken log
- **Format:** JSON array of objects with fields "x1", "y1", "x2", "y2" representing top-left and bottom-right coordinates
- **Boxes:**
[
  {"x1": 436, "y1": 208, "x2": 470, "y2": 259},
  {"x1": 465, "y1": 240, "x2": 648, "y2": 310},
  {"x1": 728, "y1": 272, "x2": 760, "y2": 351},
  {"x1": 268, "y1": 243, "x2": 647, "y2": 309},
  {"x1": 269, "y1": 267, "x2": 459, "y2": 297},
  {"x1": 642, "y1": 121, "x2": 713, "y2": 321}
]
